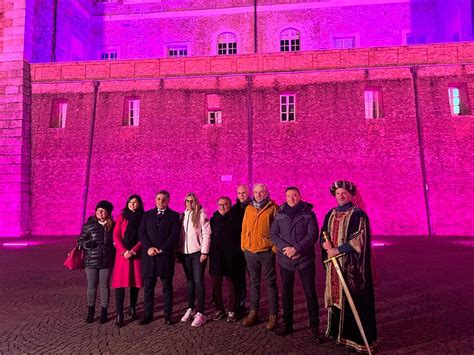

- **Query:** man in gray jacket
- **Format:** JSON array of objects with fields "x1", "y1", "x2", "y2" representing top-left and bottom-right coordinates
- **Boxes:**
[{"x1": 270, "y1": 186, "x2": 321, "y2": 342}]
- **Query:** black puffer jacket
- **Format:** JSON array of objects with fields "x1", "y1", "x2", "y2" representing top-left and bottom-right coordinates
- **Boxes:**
[{"x1": 78, "y1": 217, "x2": 115, "y2": 269}]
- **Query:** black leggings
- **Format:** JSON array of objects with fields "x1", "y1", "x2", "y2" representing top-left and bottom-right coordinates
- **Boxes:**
[{"x1": 115, "y1": 287, "x2": 139, "y2": 313}]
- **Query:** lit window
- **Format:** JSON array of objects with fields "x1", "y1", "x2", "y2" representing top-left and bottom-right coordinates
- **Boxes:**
[
  {"x1": 208, "y1": 111, "x2": 222, "y2": 124},
  {"x1": 448, "y1": 85, "x2": 470, "y2": 115},
  {"x1": 168, "y1": 46, "x2": 188, "y2": 57},
  {"x1": 50, "y1": 100, "x2": 67, "y2": 128},
  {"x1": 100, "y1": 51, "x2": 117, "y2": 60},
  {"x1": 364, "y1": 89, "x2": 383, "y2": 119},
  {"x1": 333, "y1": 37, "x2": 356, "y2": 49},
  {"x1": 406, "y1": 34, "x2": 427, "y2": 45},
  {"x1": 217, "y1": 33, "x2": 237, "y2": 55},
  {"x1": 280, "y1": 29, "x2": 300, "y2": 52},
  {"x1": 280, "y1": 94, "x2": 296, "y2": 122},
  {"x1": 123, "y1": 98, "x2": 140, "y2": 126}
]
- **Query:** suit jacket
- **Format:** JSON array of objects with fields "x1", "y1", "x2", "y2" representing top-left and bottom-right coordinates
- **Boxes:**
[{"x1": 139, "y1": 207, "x2": 181, "y2": 278}]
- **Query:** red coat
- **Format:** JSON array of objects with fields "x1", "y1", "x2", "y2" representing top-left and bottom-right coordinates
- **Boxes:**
[{"x1": 112, "y1": 214, "x2": 143, "y2": 288}]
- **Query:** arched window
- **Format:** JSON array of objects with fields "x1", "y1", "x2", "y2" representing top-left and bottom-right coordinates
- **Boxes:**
[
  {"x1": 280, "y1": 29, "x2": 300, "y2": 52},
  {"x1": 217, "y1": 32, "x2": 237, "y2": 55}
]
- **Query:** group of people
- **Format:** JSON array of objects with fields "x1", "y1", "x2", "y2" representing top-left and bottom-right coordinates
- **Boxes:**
[{"x1": 77, "y1": 181, "x2": 377, "y2": 353}]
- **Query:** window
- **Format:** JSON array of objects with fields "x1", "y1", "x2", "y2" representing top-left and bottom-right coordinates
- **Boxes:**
[
  {"x1": 100, "y1": 51, "x2": 117, "y2": 60},
  {"x1": 406, "y1": 34, "x2": 427, "y2": 45},
  {"x1": 364, "y1": 89, "x2": 383, "y2": 119},
  {"x1": 50, "y1": 100, "x2": 67, "y2": 128},
  {"x1": 168, "y1": 46, "x2": 188, "y2": 57},
  {"x1": 123, "y1": 98, "x2": 140, "y2": 126},
  {"x1": 208, "y1": 111, "x2": 222, "y2": 124},
  {"x1": 280, "y1": 94, "x2": 296, "y2": 122},
  {"x1": 448, "y1": 84, "x2": 470, "y2": 115},
  {"x1": 280, "y1": 29, "x2": 300, "y2": 52},
  {"x1": 217, "y1": 33, "x2": 237, "y2": 55},
  {"x1": 333, "y1": 37, "x2": 356, "y2": 49}
]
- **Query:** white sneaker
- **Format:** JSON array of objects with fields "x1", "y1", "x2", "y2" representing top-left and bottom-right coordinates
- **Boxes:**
[
  {"x1": 191, "y1": 312, "x2": 206, "y2": 327},
  {"x1": 181, "y1": 308, "x2": 195, "y2": 322}
]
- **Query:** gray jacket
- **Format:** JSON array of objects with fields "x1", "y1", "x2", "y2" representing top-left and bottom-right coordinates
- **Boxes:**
[{"x1": 270, "y1": 202, "x2": 318, "y2": 271}]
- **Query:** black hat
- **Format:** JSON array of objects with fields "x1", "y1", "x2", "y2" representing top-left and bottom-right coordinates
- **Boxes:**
[
  {"x1": 330, "y1": 181, "x2": 356, "y2": 196},
  {"x1": 95, "y1": 200, "x2": 114, "y2": 215}
]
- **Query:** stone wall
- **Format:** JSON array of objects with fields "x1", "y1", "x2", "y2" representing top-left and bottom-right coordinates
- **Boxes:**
[
  {"x1": 29, "y1": 43, "x2": 474, "y2": 236},
  {"x1": 0, "y1": 0, "x2": 31, "y2": 237}
]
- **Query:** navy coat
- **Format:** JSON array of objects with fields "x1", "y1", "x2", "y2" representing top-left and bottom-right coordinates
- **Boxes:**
[
  {"x1": 139, "y1": 207, "x2": 181, "y2": 278},
  {"x1": 270, "y1": 202, "x2": 319, "y2": 271}
]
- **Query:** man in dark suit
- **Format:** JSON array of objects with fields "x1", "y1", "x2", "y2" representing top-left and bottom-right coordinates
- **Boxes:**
[{"x1": 138, "y1": 190, "x2": 181, "y2": 325}]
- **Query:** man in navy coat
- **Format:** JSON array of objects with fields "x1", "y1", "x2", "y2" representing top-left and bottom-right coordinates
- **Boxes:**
[{"x1": 139, "y1": 190, "x2": 181, "y2": 325}]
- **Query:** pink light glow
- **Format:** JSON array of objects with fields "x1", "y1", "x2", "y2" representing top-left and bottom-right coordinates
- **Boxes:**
[{"x1": 2, "y1": 242, "x2": 30, "y2": 248}]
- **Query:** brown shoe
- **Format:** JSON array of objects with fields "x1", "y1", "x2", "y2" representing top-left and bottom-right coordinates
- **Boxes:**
[
  {"x1": 242, "y1": 310, "x2": 258, "y2": 327},
  {"x1": 266, "y1": 314, "x2": 278, "y2": 331}
]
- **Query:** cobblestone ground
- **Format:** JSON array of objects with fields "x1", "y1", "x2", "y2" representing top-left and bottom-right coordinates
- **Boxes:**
[{"x1": 0, "y1": 236, "x2": 473, "y2": 354}]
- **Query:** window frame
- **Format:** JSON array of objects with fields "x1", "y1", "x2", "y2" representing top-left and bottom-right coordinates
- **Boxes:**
[
  {"x1": 280, "y1": 94, "x2": 296, "y2": 122},
  {"x1": 123, "y1": 97, "x2": 140, "y2": 127},
  {"x1": 448, "y1": 83, "x2": 470, "y2": 116},
  {"x1": 364, "y1": 88, "x2": 384, "y2": 119},
  {"x1": 49, "y1": 99, "x2": 68, "y2": 128},
  {"x1": 280, "y1": 28, "x2": 301, "y2": 52},
  {"x1": 207, "y1": 110, "x2": 222, "y2": 125},
  {"x1": 217, "y1": 32, "x2": 237, "y2": 56}
]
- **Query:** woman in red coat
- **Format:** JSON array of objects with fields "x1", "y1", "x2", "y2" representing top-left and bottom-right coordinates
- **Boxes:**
[{"x1": 112, "y1": 194, "x2": 144, "y2": 327}]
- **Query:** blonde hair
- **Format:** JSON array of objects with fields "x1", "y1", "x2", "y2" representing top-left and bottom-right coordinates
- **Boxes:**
[{"x1": 184, "y1": 192, "x2": 203, "y2": 228}]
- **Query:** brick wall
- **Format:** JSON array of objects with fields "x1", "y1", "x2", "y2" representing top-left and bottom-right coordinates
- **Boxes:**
[
  {"x1": 90, "y1": 1, "x2": 438, "y2": 60},
  {"x1": 29, "y1": 44, "x2": 474, "y2": 236}
]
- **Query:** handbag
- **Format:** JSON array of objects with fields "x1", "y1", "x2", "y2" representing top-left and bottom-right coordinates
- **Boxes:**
[{"x1": 64, "y1": 245, "x2": 84, "y2": 270}]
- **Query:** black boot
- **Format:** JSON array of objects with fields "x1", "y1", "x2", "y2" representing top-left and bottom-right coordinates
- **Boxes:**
[
  {"x1": 86, "y1": 306, "x2": 95, "y2": 324},
  {"x1": 115, "y1": 312, "x2": 124, "y2": 327},
  {"x1": 99, "y1": 307, "x2": 108, "y2": 324},
  {"x1": 128, "y1": 306, "x2": 137, "y2": 321},
  {"x1": 276, "y1": 324, "x2": 294, "y2": 336}
]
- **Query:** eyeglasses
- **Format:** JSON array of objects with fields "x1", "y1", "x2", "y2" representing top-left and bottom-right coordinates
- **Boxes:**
[
  {"x1": 218, "y1": 204, "x2": 230, "y2": 207},
  {"x1": 185, "y1": 199, "x2": 194, "y2": 203}
]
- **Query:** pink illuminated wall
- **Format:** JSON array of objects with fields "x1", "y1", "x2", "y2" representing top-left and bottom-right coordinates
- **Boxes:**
[
  {"x1": 1, "y1": 1, "x2": 474, "y2": 238},
  {"x1": 29, "y1": 44, "x2": 474, "y2": 237}
]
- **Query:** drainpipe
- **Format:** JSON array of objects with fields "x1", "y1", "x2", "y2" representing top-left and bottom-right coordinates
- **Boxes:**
[
  {"x1": 51, "y1": 0, "x2": 58, "y2": 62},
  {"x1": 410, "y1": 66, "x2": 432, "y2": 237},
  {"x1": 253, "y1": 0, "x2": 258, "y2": 53},
  {"x1": 246, "y1": 75, "x2": 254, "y2": 186},
  {"x1": 82, "y1": 81, "x2": 100, "y2": 223}
]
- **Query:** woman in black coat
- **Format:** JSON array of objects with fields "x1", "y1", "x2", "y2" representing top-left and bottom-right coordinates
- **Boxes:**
[
  {"x1": 78, "y1": 200, "x2": 115, "y2": 324},
  {"x1": 209, "y1": 196, "x2": 246, "y2": 322}
]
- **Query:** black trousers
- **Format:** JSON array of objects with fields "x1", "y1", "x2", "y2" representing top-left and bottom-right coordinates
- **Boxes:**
[
  {"x1": 280, "y1": 263, "x2": 319, "y2": 328},
  {"x1": 143, "y1": 276, "x2": 173, "y2": 319},
  {"x1": 114, "y1": 287, "x2": 139, "y2": 313}
]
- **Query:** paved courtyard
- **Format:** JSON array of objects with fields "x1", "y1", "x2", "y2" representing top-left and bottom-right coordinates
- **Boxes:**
[{"x1": 0, "y1": 236, "x2": 473, "y2": 354}]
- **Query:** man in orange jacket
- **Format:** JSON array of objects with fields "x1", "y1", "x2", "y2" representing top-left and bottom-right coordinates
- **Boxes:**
[{"x1": 241, "y1": 183, "x2": 279, "y2": 331}]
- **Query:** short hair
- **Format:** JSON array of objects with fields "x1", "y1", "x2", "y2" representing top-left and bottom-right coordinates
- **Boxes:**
[
  {"x1": 217, "y1": 196, "x2": 232, "y2": 205},
  {"x1": 285, "y1": 186, "x2": 300, "y2": 194},
  {"x1": 156, "y1": 190, "x2": 170, "y2": 200},
  {"x1": 253, "y1": 183, "x2": 268, "y2": 193}
]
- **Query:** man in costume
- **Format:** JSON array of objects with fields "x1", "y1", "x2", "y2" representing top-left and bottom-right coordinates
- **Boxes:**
[{"x1": 320, "y1": 181, "x2": 377, "y2": 353}]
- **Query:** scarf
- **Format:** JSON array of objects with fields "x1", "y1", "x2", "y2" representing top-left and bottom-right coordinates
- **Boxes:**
[
  {"x1": 123, "y1": 209, "x2": 143, "y2": 250},
  {"x1": 252, "y1": 197, "x2": 270, "y2": 210},
  {"x1": 282, "y1": 201, "x2": 304, "y2": 220}
]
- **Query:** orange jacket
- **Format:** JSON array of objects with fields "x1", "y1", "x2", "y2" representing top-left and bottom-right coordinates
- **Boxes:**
[{"x1": 241, "y1": 200, "x2": 279, "y2": 253}]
